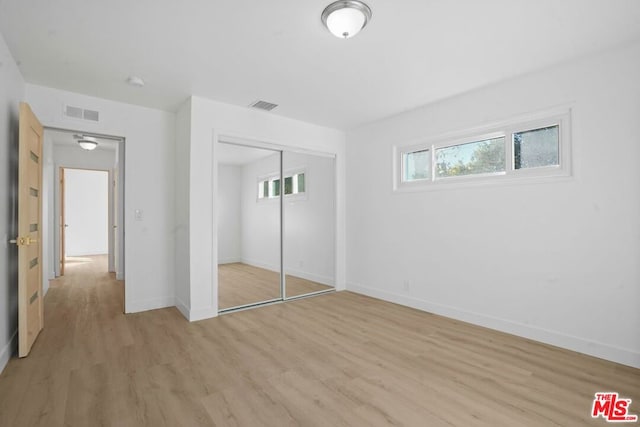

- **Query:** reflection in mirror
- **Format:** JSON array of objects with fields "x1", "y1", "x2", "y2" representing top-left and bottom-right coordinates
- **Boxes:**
[
  {"x1": 217, "y1": 142, "x2": 281, "y2": 310},
  {"x1": 283, "y1": 151, "x2": 336, "y2": 299}
]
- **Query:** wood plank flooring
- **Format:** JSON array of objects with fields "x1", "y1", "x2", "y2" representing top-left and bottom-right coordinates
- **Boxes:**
[
  {"x1": 0, "y1": 255, "x2": 638, "y2": 426},
  {"x1": 218, "y1": 263, "x2": 331, "y2": 309}
]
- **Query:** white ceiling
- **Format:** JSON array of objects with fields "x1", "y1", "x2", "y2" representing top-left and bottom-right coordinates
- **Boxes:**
[{"x1": 1, "y1": 1, "x2": 639, "y2": 130}]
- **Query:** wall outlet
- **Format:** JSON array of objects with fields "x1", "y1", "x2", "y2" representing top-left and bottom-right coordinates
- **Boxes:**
[
  {"x1": 134, "y1": 209, "x2": 143, "y2": 221},
  {"x1": 403, "y1": 280, "x2": 410, "y2": 292}
]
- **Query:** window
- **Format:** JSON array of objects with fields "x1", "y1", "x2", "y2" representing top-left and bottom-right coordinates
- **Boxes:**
[
  {"x1": 394, "y1": 110, "x2": 570, "y2": 191},
  {"x1": 273, "y1": 179, "x2": 281, "y2": 197},
  {"x1": 284, "y1": 176, "x2": 293, "y2": 195},
  {"x1": 402, "y1": 149, "x2": 430, "y2": 182},
  {"x1": 435, "y1": 137, "x2": 505, "y2": 178},
  {"x1": 513, "y1": 125, "x2": 559, "y2": 169},
  {"x1": 258, "y1": 172, "x2": 306, "y2": 199}
]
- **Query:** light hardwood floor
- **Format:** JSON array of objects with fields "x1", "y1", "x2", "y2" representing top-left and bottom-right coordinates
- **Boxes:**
[
  {"x1": 0, "y1": 255, "x2": 638, "y2": 426},
  {"x1": 218, "y1": 262, "x2": 332, "y2": 309}
]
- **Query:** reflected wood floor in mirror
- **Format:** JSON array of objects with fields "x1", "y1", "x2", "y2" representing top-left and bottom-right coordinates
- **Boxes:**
[
  {"x1": 218, "y1": 262, "x2": 332, "y2": 310},
  {"x1": 1, "y1": 256, "x2": 638, "y2": 426}
]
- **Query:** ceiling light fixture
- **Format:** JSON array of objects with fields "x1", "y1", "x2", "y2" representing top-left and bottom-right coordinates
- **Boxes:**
[
  {"x1": 76, "y1": 136, "x2": 99, "y2": 151},
  {"x1": 321, "y1": 0, "x2": 372, "y2": 39}
]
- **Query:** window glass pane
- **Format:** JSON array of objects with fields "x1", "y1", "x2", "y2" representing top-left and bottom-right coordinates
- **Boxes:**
[
  {"x1": 436, "y1": 137, "x2": 505, "y2": 178},
  {"x1": 263, "y1": 181, "x2": 269, "y2": 198},
  {"x1": 284, "y1": 176, "x2": 293, "y2": 195},
  {"x1": 297, "y1": 173, "x2": 305, "y2": 193},
  {"x1": 403, "y1": 149, "x2": 430, "y2": 182},
  {"x1": 258, "y1": 181, "x2": 264, "y2": 198},
  {"x1": 513, "y1": 125, "x2": 559, "y2": 169},
  {"x1": 273, "y1": 179, "x2": 280, "y2": 197}
]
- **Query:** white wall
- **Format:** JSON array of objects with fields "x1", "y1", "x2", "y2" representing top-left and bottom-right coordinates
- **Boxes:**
[
  {"x1": 179, "y1": 96, "x2": 346, "y2": 321},
  {"x1": 26, "y1": 85, "x2": 176, "y2": 313},
  {"x1": 175, "y1": 100, "x2": 191, "y2": 313},
  {"x1": 217, "y1": 164, "x2": 242, "y2": 264},
  {"x1": 346, "y1": 41, "x2": 640, "y2": 368},
  {"x1": 64, "y1": 169, "x2": 109, "y2": 257},
  {"x1": 0, "y1": 31, "x2": 24, "y2": 373}
]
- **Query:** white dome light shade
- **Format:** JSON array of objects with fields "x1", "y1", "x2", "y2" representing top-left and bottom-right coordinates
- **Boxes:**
[
  {"x1": 78, "y1": 136, "x2": 98, "y2": 150},
  {"x1": 326, "y1": 8, "x2": 365, "y2": 38},
  {"x1": 322, "y1": 1, "x2": 372, "y2": 39}
]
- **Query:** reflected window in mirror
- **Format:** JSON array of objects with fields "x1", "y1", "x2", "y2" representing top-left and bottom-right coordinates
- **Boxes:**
[{"x1": 257, "y1": 171, "x2": 306, "y2": 200}]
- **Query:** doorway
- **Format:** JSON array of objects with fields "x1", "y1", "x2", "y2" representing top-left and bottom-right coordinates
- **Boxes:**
[
  {"x1": 61, "y1": 168, "x2": 109, "y2": 273},
  {"x1": 41, "y1": 128, "x2": 125, "y2": 309},
  {"x1": 216, "y1": 140, "x2": 337, "y2": 313}
]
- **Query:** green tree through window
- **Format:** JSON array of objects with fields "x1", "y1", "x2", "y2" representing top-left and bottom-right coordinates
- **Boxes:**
[{"x1": 436, "y1": 137, "x2": 505, "y2": 178}]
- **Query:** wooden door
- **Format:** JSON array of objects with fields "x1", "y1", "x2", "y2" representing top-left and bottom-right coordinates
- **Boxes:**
[
  {"x1": 59, "y1": 167, "x2": 65, "y2": 276},
  {"x1": 15, "y1": 103, "x2": 44, "y2": 357}
]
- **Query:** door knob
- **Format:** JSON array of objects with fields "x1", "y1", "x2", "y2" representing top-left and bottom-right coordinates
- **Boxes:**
[
  {"x1": 9, "y1": 237, "x2": 36, "y2": 246},
  {"x1": 64, "y1": 224, "x2": 69, "y2": 228}
]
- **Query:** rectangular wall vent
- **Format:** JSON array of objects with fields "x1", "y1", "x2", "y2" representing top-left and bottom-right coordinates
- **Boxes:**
[
  {"x1": 64, "y1": 105, "x2": 83, "y2": 119},
  {"x1": 83, "y1": 109, "x2": 100, "y2": 122},
  {"x1": 249, "y1": 100, "x2": 278, "y2": 111},
  {"x1": 64, "y1": 105, "x2": 100, "y2": 122}
]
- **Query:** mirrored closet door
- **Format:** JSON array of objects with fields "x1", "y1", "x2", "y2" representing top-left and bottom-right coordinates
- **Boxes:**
[
  {"x1": 217, "y1": 141, "x2": 336, "y2": 312},
  {"x1": 283, "y1": 151, "x2": 336, "y2": 299},
  {"x1": 217, "y1": 142, "x2": 282, "y2": 311}
]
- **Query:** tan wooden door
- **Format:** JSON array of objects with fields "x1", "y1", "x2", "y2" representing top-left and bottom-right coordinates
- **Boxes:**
[
  {"x1": 59, "y1": 167, "x2": 65, "y2": 276},
  {"x1": 14, "y1": 103, "x2": 44, "y2": 357}
]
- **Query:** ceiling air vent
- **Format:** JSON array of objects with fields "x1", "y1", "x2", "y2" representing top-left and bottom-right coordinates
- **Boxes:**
[
  {"x1": 64, "y1": 105, "x2": 83, "y2": 119},
  {"x1": 249, "y1": 100, "x2": 278, "y2": 112},
  {"x1": 83, "y1": 109, "x2": 100, "y2": 122},
  {"x1": 64, "y1": 104, "x2": 100, "y2": 122}
]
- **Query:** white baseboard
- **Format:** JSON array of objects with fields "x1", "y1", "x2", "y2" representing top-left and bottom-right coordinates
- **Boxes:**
[
  {"x1": 240, "y1": 258, "x2": 279, "y2": 273},
  {"x1": 175, "y1": 297, "x2": 217, "y2": 322},
  {"x1": 0, "y1": 330, "x2": 17, "y2": 375},
  {"x1": 189, "y1": 306, "x2": 218, "y2": 322},
  {"x1": 285, "y1": 267, "x2": 334, "y2": 287},
  {"x1": 176, "y1": 297, "x2": 190, "y2": 320},
  {"x1": 218, "y1": 257, "x2": 241, "y2": 265},
  {"x1": 125, "y1": 296, "x2": 175, "y2": 314},
  {"x1": 241, "y1": 258, "x2": 335, "y2": 287},
  {"x1": 116, "y1": 271, "x2": 123, "y2": 280},
  {"x1": 347, "y1": 283, "x2": 640, "y2": 369}
]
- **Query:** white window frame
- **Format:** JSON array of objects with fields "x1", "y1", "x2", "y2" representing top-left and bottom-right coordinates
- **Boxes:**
[
  {"x1": 398, "y1": 143, "x2": 432, "y2": 188},
  {"x1": 393, "y1": 109, "x2": 571, "y2": 192}
]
